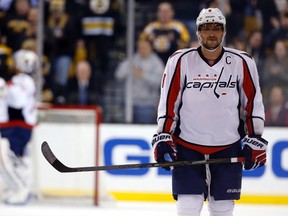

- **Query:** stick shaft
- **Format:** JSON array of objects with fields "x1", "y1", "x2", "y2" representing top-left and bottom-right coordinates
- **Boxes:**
[{"x1": 41, "y1": 141, "x2": 245, "y2": 173}]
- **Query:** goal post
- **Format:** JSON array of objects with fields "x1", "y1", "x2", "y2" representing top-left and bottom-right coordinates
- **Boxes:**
[{"x1": 31, "y1": 105, "x2": 102, "y2": 205}]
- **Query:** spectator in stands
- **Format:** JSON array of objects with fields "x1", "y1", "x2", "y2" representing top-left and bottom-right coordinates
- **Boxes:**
[
  {"x1": 1, "y1": 0, "x2": 31, "y2": 51},
  {"x1": 139, "y1": 1, "x2": 190, "y2": 64},
  {"x1": 77, "y1": 0, "x2": 123, "y2": 94},
  {"x1": 241, "y1": 0, "x2": 260, "y2": 39},
  {"x1": 265, "y1": 85, "x2": 288, "y2": 126},
  {"x1": 115, "y1": 40, "x2": 164, "y2": 124},
  {"x1": 0, "y1": 34, "x2": 13, "y2": 81},
  {"x1": 67, "y1": 60, "x2": 97, "y2": 105},
  {"x1": 245, "y1": 29, "x2": 266, "y2": 73},
  {"x1": 271, "y1": 12, "x2": 288, "y2": 47},
  {"x1": 25, "y1": 6, "x2": 38, "y2": 40},
  {"x1": 256, "y1": 0, "x2": 280, "y2": 49},
  {"x1": 262, "y1": 40, "x2": 288, "y2": 91},
  {"x1": 44, "y1": 0, "x2": 77, "y2": 104}
]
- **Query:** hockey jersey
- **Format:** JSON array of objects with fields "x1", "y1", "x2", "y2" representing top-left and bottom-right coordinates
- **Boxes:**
[
  {"x1": 157, "y1": 47, "x2": 265, "y2": 152},
  {"x1": 6, "y1": 73, "x2": 37, "y2": 128}
]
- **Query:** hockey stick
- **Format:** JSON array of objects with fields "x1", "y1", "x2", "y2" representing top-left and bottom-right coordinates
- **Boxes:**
[{"x1": 41, "y1": 141, "x2": 245, "y2": 173}]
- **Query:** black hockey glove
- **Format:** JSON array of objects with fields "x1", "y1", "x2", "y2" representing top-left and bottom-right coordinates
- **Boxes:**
[
  {"x1": 242, "y1": 135, "x2": 268, "y2": 170},
  {"x1": 151, "y1": 133, "x2": 177, "y2": 170}
]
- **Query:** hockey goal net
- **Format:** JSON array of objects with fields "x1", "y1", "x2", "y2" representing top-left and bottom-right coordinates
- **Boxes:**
[{"x1": 32, "y1": 105, "x2": 102, "y2": 205}]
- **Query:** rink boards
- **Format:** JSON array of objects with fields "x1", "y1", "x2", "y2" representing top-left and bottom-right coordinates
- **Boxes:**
[{"x1": 33, "y1": 124, "x2": 288, "y2": 205}]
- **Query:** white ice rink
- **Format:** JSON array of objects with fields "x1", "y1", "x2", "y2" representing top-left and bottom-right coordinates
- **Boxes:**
[{"x1": 1, "y1": 200, "x2": 288, "y2": 216}]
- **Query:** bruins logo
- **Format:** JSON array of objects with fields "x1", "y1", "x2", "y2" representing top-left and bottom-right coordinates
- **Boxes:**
[{"x1": 90, "y1": 0, "x2": 110, "y2": 14}]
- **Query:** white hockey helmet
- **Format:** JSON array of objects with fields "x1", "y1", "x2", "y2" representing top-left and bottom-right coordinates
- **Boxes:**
[
  {"x1": 196, "y1": 8, "x2": 226, "y2": 31},
  {"x1": 13, "y1": 49, "x2": 39, "y2": 74}
]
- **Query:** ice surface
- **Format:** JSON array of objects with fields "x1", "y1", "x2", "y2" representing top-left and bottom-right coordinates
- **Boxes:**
[{"x1": 1, "y1": 200, "x2": 288, "y2": 216}]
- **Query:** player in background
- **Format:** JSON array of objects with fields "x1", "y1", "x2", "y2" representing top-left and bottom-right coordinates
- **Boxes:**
[
  {"x1": 151, "y1": 8, "x2": 268, "y2": 216},
  {"x1": 0, "y1": 49, "x2": 39, "y2": 205}
]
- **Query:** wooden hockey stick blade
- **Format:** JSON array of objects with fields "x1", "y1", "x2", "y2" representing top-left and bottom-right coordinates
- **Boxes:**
[{"x1": 41, "y1": 141, "x2": 245, "y2": 173}]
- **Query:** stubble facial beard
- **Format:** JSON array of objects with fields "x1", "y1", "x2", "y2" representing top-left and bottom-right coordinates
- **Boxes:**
[{"x1": 201, "y1": 37, "x2": 221, "y2": 51}]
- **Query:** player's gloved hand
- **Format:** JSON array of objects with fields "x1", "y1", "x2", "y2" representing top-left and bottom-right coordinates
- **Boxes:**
[
  {"x1": 151, "y1": 133, "x2": 177, "y2": 170},
  {"x1": 242, "y1": 135, "x2": 268, "y2": 170}
]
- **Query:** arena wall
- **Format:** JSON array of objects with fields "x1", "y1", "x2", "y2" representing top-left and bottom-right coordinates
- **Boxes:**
[{"x1": 34, "y1": 124, "x2": 288, "y2": 205}]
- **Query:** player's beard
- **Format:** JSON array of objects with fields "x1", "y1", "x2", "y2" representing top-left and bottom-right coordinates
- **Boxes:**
[{"x1": 201, "y1": 37, "x2": 222, "y2": 51}]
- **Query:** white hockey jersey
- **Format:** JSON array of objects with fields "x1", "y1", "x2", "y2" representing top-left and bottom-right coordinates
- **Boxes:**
[
  {"x1": 157, "y1": 47, "x2": 265, "y2": 152},
  {"x1": 6, "y1": 73, "x2": 37, "y2": 127}
]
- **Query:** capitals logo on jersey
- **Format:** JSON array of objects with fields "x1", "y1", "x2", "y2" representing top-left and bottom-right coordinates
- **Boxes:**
[{"x1": 186, "y1": 67, "x2": 237, "y2": 98}]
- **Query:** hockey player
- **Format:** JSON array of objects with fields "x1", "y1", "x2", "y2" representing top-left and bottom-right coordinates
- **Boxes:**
[
  {"x1": 0, "y1": 49, "x2": 39, "y2": 205},
  {"x1": 151, "y1": 8, "x2": 268, "y2": 216}
]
